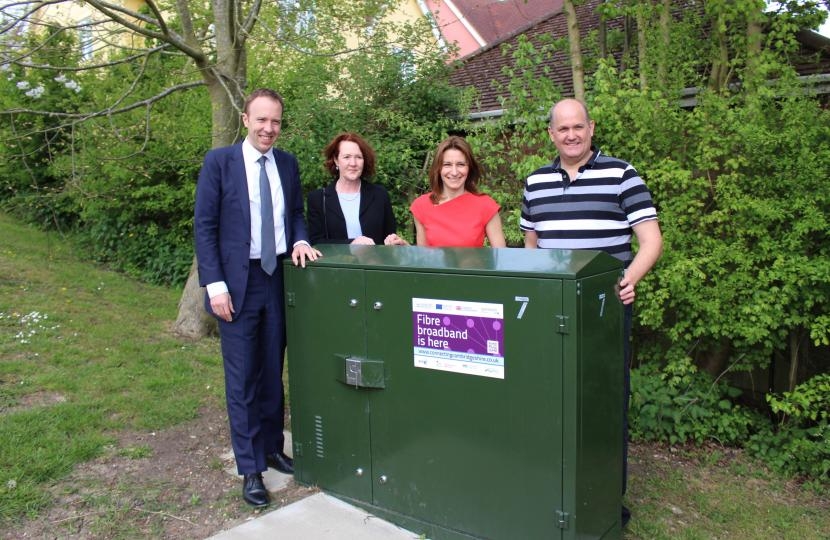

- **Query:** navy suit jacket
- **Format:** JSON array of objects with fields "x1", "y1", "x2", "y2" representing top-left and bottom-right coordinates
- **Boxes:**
[{"x1": 194, "y1": 143, "x2": 309, "y2": 317}]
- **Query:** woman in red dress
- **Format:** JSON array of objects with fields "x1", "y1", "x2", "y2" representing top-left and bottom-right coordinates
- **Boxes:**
[{"x1": 410, "y1": 136, "x2": 506, "y2": 247}]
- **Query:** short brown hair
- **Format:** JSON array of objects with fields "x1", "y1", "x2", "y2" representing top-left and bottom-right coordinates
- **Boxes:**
[
  {"x1": 243, "y1": 88, "x2": 284, "y2": 114},
  {"x1": 322, "y1": 132, "x2": 377, "y2": 180},
  {"x1": 428, "y1": 136, "x2": 482, "y2": 203}
]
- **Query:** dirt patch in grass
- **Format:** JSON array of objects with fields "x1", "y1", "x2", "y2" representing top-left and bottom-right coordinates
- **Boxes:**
[
  {"x1": 5, "y1": 404, "x2": 317, "y2": 539},
  {"x1": 1, "y1": 391, "x2": 67, "y2": 415},
  {"x1": 6, "y1": 413, "x2": 828, "y2": 539}
]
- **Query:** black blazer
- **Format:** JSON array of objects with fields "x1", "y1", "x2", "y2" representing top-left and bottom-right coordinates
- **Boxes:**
[{"x1": 307, "y1": 180, "x2": 397, "y2": 245}]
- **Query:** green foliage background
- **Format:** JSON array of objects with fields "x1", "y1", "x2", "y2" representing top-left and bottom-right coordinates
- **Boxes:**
[
  {"x1": 0, "y1": 0, "x2": 828, "y2": 482},
  {"x1": 0, "y1": 2, "x2": 464, "y2": 285},
  {"x1": 460, "y1": 2, "x2": 829, "y2": 481}
]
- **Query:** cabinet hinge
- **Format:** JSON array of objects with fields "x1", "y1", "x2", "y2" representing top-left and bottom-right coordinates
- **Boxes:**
[
  {"x1": 293, "y1": 440, "x2": 303, "y2": 457},
  {"x1": 557, "y1": 510, "x2": 569, "y2": 529},
  {"x1": 286, "y1": 291, "x2": 296, "y2": 307},
  {"x1": 556, "y1": 315, "x2": 569, "y2": 334}
]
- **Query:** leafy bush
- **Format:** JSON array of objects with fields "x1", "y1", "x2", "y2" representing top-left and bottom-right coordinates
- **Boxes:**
[
  {"x1": 0, "y1": 29, "x2": 89, "y2": 228},
  {"x1": 748, "y1": 374, "x2": 830, "y2": 481},
  {"x1": 73, "y1": 217, "x2": 194, "y2": 286},
  {"x1": 632, "y1": 361, "x2": 829, "y2": 483},
  {"x1": 630, "y1": 356, "x2": 762, "y2": 446}
]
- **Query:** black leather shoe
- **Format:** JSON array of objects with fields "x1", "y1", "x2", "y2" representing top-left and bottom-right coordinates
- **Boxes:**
[
  {"x1": 242, "y1": 473, "x2": 269, "y2": 507},
  {"x1": 621, "y1": 505, "x2": 631, "y2": 528},
  {"x1": 266, "y1": 452, "x2": 294, "y2": 474}
]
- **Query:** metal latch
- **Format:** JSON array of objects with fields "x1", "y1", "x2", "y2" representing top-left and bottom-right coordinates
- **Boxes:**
[
  {"x1": 557, "y1": 510, "x2": 569, "y2": 529},
  {"x1": 337, "y1": 355, "x2": 385, "y2": 389},
  {"x1": 556, "y1": 315, "x2": 569, "y2": 334},
  {"x1": 345, "y1": 357, "x2": 362, "y2": 387}
]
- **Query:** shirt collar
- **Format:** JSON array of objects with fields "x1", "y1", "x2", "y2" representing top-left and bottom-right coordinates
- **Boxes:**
[
  {"x1": 551, "y1": 146, "x2": 601, "y2": 172},
  {"x1": 242, "y1": 138, "x2": 272, "y2": 163}
]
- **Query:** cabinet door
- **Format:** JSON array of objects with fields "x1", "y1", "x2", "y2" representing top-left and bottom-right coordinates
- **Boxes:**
[
  {"x1": 569, "y1": 271, "x2": 625, "y2": 538},
  {"x1": 285, "y1": 266, "x2": 373, "y2": 501},
  {"x1": 366, "y1": 270, "x2": 564, "y2": 539}
]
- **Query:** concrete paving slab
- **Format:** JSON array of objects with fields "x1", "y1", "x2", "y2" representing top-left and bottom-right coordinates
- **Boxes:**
[
  {"x1": 206, "y1": 492, "x2": 421, "y2": 540},
  {"x1": 214, "y1": 430, "x2": 420, "y2": 539}
]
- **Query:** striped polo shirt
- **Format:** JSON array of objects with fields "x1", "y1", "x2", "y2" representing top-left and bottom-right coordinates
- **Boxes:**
[{"x1": 520, "y1": 147, "x2": 658, "y2": 263}]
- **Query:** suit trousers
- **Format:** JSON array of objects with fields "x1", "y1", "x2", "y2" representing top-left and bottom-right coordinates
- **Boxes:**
[{"x1": 218, "y1": 261, "x2": 287, "y2": 474}]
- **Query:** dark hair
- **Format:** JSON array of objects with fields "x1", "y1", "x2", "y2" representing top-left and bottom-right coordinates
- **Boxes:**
[
  {"x1": 243, "y1": 88, "x2": 284, "y2": 114},
  {"x1": 428, "y1": 136, "x2": 482, "y2": 204},
  {"x1": 322, "y1": 132, "x2": 377, "y2": 180}
]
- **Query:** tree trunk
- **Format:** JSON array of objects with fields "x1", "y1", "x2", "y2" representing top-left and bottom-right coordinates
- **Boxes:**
[
  {"x1": 172, "y1": 0, "x2": 249, "y2": 338},
  {"x1": 208, "y1": 79, "x2": 244, "y2": 148},
  {"x1": 172, "y1": 258, "x2": 218, "y2": 338},
  {"x1": 708, "y1": 11, "x2": 730, "y2": 92},
  {"x1": 172, "y1": 79, "x2": 244, "y2": 338},
  {"x1": 563, "y1": 0, "x2": 585, "y2": 101},
  {"x1": 745, "y1": 3, "x2": 764, "y2": 88},
  {"x1": 621, "y1": 15, "x2": 632, "y2": 72},
  {"x1": 657, "y1": 0, "x2": 671, "y2": 84},
  {"x1": 697, "y1": 338, "x2": 731, "y2": 377},
  {"x1": 787, "y1": 329, "x2": 801, "y2": 392},
  {"x1": 599, "y1": 10, "x2": 607, "y2": 59},
  {"x1": 636, "y1": 1, "x2": 650, "y2": 90}
]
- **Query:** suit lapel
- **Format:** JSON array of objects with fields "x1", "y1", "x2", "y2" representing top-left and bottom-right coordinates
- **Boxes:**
[
  {"x1": 324, "y1": 183, "x2": 345, "y2": 221},
  {"x1": 358, "y1": 181, "x2": 372, "y2": 216},
  {"x1": 272, "y1": 148, "x2": 293, "y2": 243},
  {"x1": 273, "y1": 149, "x2": 291, "y2": 211},
  {"x1": 230, "y1": 144, "x2": 251, "y2": 235}
]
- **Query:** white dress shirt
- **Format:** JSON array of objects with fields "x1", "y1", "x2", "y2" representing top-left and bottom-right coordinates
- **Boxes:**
[
  {"x1": 243, "y1": 139, "x2": 287, "y2": 259},
  {"x1": 205, "y1": 140, "x2": 287, "y2": 299}
]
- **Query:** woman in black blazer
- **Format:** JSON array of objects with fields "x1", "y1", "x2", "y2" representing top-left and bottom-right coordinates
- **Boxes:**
[{"x1": 307, "y1": 132, "x2": 408, "y2": 245}]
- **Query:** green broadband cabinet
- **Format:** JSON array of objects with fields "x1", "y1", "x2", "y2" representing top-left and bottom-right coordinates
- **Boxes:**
[{"x1": 284, "y1": 245, "x2": 624, "y2": 540}]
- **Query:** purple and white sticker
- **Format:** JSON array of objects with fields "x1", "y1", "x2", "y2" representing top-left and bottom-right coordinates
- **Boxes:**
[{"x1": 412, "y1": 297, "x2": 505, "y2": 379}]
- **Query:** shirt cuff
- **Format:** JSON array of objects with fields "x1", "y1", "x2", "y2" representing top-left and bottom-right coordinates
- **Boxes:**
[
  {"x1": 206, "y1": 281, "x2": 229, "y2": 298},
  {"x1": 293, "y1": 240, "x2": 310, "y2": 249}
]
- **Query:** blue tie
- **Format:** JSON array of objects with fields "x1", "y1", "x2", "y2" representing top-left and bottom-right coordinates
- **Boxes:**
[{"x1": 258, "y1": 155, "x2": 277, "y2": 275}]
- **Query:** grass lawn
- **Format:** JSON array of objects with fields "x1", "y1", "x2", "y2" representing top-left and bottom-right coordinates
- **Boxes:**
[
  {"x1": 625, "y1": 444, "x2": 828, "y2": 539},
  {"x1": 0, "y1": 213, "x2": 827, "y2": 538},
  {"x1": 0, "y1": 213, "x2": 226, "y2": 525}
]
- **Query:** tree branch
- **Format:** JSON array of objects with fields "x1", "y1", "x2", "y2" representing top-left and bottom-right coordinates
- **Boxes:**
[
  {"x1": 174, "y1": 0, "x2": 198, "y2": 47},
  {"x1": 142, "y1": 0, "x2": 170, "y2": 36},
  {"x1": 11, "y1": 43, "x2": 175, "y2": 72},
  {"x1": 241, "y1": 0, "x2": 263, "y2": 38},
  {"x1": 0, "y1": 0, "x2": 65, "y2": 36},
  {"x1": 82, "y1": 0, "x2": 206, "y2": 62},
  {"x1": 0, "y1": 81, "x2": 205, "y2": 120},
  {"x1": 80, "y1": 0, "x2": 164, "y2": 36}
]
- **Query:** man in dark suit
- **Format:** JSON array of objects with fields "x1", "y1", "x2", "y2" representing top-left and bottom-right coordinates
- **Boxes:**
[{"x1": 194, "y1": 88, "x2": 321, "y2": 507}]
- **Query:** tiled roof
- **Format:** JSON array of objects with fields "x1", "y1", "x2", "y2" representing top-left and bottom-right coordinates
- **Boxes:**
[
  {"x1": 448, "y1": 0, "x2": 613, "y2": 114},
  {"x1": 448, "y1": 1, "x2": 830, "y2": 115},
  {"x1": 454, "y1": 0, "x2": 564, "y2": 44}
]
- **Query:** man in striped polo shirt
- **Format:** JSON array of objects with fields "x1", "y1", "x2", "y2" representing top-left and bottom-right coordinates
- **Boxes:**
[{"x1": 521, "y1": 98, "x2": 663, "y2": 527}]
